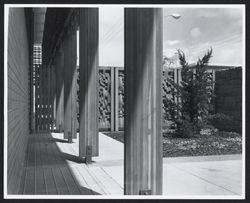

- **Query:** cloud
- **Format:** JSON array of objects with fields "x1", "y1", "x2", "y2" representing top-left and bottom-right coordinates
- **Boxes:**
[
  {"x1": 166, "y1": 40, "x2": 181, "y2": 46},
  {"x1": 190, "y1": 27, "x2": 201, "y2": 38},
  {"x1": 195, "y1": 9, "x2": 219, "y2": 18}
]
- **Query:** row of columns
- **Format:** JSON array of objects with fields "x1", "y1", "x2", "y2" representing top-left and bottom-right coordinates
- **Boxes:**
[
  {"x1": 37, "y1": 7, "x2": 163, "y2": 195},
  {"x1": 35, "y1": 64, "x2": 55, "y2": 132}
]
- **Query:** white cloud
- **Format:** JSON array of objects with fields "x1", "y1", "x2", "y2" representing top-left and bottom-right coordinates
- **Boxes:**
[
  {"x1": 190, "y1": 27, "x2": 201, "y2": 38},
  {"x1": 163, "y1": 48, "x2": 177, "y2": 57},
  {"x1": 166, "y1": 40, "x2": 181, "y2": 46},
  {"x1": 195, "y1": 9, "x2": 219, "y2": 18}
]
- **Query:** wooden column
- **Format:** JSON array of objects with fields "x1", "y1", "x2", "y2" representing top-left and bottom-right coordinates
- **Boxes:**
[
  {"x1": 79, "y1": 8, "x2": 99, "y2": 159},
  {"x1": 71, "y1": 29, "x2": 78, "y2": 139},
  {"x1": 45, "y1": 65, "x2": 50, "y2": 132},
  {"x1": 36, "y1": 65, "x2": 42, "y2": 132},
  {"x1": 63, "y1": 24, "x2": 77, "y2": 141},
  {"x1": 55, "y1": 53, "x2": 59, "y2": 130},
  {"x1": 55, "y1": 48, "x2": 64, "y2": 132},
  {"x1": 58, "y1": 49, "x2": 64, "y2": 132},
  {"x1": 63, "y1": 35, "x2": 70, "y2": 139},
  {"x1": 49, "y1": 64, "x2": 56, "y2": 131},
  {"x1": 41, "y1": 65, "x2": 46, "y2": 132},
  {"x1": 124, "y1": 8, "x2": 163, "y2": 195}
]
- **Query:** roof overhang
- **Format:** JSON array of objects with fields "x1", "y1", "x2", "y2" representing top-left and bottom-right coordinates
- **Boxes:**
[
  {"x1": 42, "y1": 8, "x2": 71, "y2": 65},
  {"x1": 33, "y1": 8, "x2": 47, "y2": 45}
]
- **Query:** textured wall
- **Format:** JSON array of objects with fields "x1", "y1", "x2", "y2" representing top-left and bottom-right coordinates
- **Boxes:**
[
  {"x1": 215, "y1": 67, "x2": 242, "y2": 121},
  {"x1": 7, "y1": 8, "x2": 30, "y2": 194}
]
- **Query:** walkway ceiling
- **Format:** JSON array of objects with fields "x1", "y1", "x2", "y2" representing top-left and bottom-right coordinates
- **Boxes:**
[
  {"x1": 33, "y1": 8, "x2": 47, "y2": 44},
  {"x1": 42, "y1": 8, "x2": 70, "y2": 65}
]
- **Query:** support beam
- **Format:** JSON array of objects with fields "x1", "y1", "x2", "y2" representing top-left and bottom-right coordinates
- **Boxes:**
[
  {"x1": 63, "y1": 25, "x2": 77, "y2": 141},
  {"x1": 124, "y1": 8, "x2": 163, "y2": 195},
  {"x1": 79, "y1": 8, "x2": 99, "y2": 159}
]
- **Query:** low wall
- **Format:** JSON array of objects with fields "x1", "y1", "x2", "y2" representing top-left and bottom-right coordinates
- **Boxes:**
[{"x1": 214, "y1": 67, "x2": 242, "y2": 122}]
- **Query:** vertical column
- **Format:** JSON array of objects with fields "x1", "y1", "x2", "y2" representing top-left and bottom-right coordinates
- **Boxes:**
[
  {"x1": 79, "y1": 8, "x2": 99, "y2": 160},
  {"x1": 63, "y1": 21, "x2": 77, "y2": 141},
  {"x1": 45, "y1": 65, "x2": 50, "y2": 132},
  {"x1": 124, "y1": 8, "x2": 163, "y2": 195},
  {"x1": 49, "y1": 64, "x2": 55, "y2": 131},
  {"x1": 35, "y1": 65, "x2": 41, "y2": 132},
  {"x1": 71, "y1": 27, "x2": 78, "y2": 139},
  {"x1": 41, "y1": 65, "x2": 46, "y2": 132},
  {"x1": 55, "y1": 53, "x2": 59, "y2": 130},
  {"x1": 58, "y1": 49, "x2": 64, "y2": 132}
]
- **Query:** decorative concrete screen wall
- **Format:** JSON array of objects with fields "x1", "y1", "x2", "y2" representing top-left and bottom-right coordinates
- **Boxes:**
[
  {"x1": 99, "y1": 67, "x2": 124, "y2": 131},
  {"x1": 98, "y1": 67, "x2": 177, "y2": 131},
  {"x1": 214, "y1": 67, "x2": 242, "y2": 122},
  {"x1": 98, "y1": 66, "x2": 239, "y2": 131},
  {"x1": 7, "y1": 8, "x2": 31, "y2": 194}
]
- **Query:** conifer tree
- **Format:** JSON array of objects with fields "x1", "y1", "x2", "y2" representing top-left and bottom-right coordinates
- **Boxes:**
[{"x1": 165, "y1": 48, "x2": 213, "y2": 137}]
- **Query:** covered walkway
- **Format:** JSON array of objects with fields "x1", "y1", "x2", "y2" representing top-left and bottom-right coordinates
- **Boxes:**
[{"x1": 6, "y1": 6, "x2": 243, "y2": 197}]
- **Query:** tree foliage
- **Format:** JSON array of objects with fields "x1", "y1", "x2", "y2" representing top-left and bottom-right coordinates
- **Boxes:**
[{"x1": 166, "y1": 48, "x2": 214, "y2": 137}]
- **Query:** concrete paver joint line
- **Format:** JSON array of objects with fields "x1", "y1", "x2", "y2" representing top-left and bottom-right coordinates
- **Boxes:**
[{"x1": 172, "y1": 164, "x2": 241, "y2": 195}]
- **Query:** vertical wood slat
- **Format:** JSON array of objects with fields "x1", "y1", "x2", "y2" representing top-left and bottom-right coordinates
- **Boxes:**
[
  {"x1": 110, "y1": 67, "x2": 115, "y2": 131},
  {"x1": 174, "y1": 68, "x2": 178, "y2": 104},
  {"x1": 114, "y1": 67, "x2": 119, "y2": 131},
  {"x1": 79, "y1": 8, "x2": 99, "y2": 157},
  {"x1": 124, "y1": 8, "x2": 163, "y2": 195}
]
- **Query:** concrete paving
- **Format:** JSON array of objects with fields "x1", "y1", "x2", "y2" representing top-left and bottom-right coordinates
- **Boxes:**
[{"x1": 91, "y1": 132, "x2": 243, "y2": 197}]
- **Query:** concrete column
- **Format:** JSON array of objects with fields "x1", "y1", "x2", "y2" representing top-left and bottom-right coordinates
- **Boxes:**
[
  {"x1": 124, "y1": 8, "x2": 163, "y2": 195},
  {"x1": 63, "y1": 25, "x2": 77, "y2": 141},
  {"x1": 79, "y1": 8, "x2": 99, "y2": 160}
]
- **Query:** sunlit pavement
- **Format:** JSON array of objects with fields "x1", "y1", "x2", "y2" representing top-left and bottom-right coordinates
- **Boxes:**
[
  {"x1": 94, "y1": 133, "x2": 243, "y2": 196},
  {"x1": 21, "y1": 132, "x2": 242, "y2": 197}
]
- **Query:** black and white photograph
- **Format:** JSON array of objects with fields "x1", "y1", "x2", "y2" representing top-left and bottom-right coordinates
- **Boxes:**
[{"x1": 3, "y1": 4, "x2": 245, "y2": 199}]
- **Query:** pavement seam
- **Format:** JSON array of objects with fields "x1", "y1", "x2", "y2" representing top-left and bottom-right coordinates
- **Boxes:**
[{"x1": 171, "y1": 164, "x2": 241, "y2": 196}]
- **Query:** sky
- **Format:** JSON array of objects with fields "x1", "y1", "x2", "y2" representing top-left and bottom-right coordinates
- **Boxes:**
[{"x1": 99, "y1": 7, "x2": 243, "y2": 67}]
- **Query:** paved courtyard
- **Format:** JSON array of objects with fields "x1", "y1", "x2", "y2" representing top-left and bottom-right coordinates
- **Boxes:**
[{"x1": 19, "y1": 132, "x2": 243, "y2": 197}]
